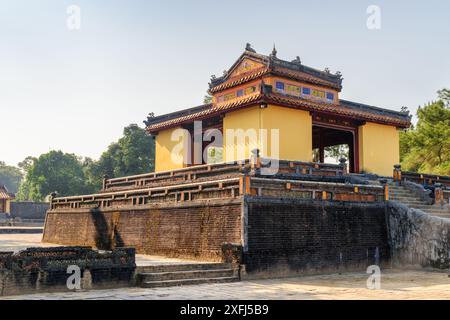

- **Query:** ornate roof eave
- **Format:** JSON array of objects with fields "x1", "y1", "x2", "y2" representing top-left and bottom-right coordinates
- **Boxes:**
[
  {"x1": 209, "y1": 65, "x2": 342, "y2": 94},
  {"x1": 264, "y1": 94, "x2": 411, "y2": 128},
  {"x1": 146, "y1": 93, "x2": 411, "y2": 133},
  {"x1": 146, "y1": 93, "x2": 265, "y2": 133}
]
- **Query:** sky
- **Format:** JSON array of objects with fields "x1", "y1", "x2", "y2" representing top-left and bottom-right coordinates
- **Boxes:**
[{"x1": 1, "y1": 0, "x2": 449, "y2": 166}]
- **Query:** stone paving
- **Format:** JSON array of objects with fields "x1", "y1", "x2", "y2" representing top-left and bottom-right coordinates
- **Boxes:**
[{"x1": 1, "y1": 269, "x2": 449, "y2": 300}]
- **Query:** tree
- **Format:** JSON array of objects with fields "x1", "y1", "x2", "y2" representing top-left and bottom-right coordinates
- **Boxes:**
[
  {"x1": 18, "y1": 156, "x2": 37, "y2": 173},
  {"x1": 16, "y1": 124, "x2": 155, "y2": 200},
  {"x1": 17, "y1": 151, "x2": 93, "y2": 201},
  {"x1": 325, "y1": 145, "x2": 349, "y2": 163},
  {"x1": 85, "y1": 124, "x2": 155, "y2": 189},
  {"x1": 400, "y1": 89, "x2": 450, "y2": 175},
  {"x1": 0, "y1": 162, "x2": 23, "y2": 194}
]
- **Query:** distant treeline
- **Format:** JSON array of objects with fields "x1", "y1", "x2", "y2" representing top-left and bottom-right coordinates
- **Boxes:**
[{"x1": 0, "y1": 124, "x2": 155, "y2": 202}]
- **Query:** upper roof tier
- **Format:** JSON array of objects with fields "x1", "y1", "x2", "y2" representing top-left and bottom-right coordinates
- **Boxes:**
[
  {"x1": 209, "y1": 43, "x2": 343, "y2": 93},
  {"x1": 145, "y1": 44, "x2": 411, "y2": 132}
]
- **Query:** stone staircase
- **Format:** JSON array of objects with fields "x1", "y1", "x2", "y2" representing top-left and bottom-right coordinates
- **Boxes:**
[
  {"x1": 136, "y1": 263, "x2": 239, "y2": 288},
  {"x1": 389, "y1": 184, "x2": 450, "y2": 218}
]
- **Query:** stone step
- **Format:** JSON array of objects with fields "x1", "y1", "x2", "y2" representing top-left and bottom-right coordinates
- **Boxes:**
[
  {"x1": 391, "y1": 199, "x2": 426, "y2": 205},
  {"x1": 140, "y1": 276, "x2": 238, "y2": 288},
  {"x1": 389, "y1": 191, "x2": 417, "y2": 197},
  {"x1": 430, "y1": 214, "x2": 450, "y2": 219},
  {"x1": 406, "y1": 204, "x2": 446, "y2": 210},
  {"x1": 407, "y1": 207, "x2": 449, "y2": 214},
  {"x1": 136, "y1": 263, "x2": 231, "y2": 273},
  {"x1": 139, "y1": 268, "x2": 234, "y2": 282},
  {"x1": 389, "y1": 191, "x2": 418, "y2": 198},
  {"x1": 390, "y1": 198, "x2": 424, "y2": 202}
]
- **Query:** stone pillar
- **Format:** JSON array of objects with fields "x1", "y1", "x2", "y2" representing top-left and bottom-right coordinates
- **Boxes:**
[
  {"x1": 339, "y1": 157, "x2": 347, "y2": 175},
  {"x1": 49, "y1": 191, "x2": 58, "y2": 209},
  {"x1": 102, "y1": 174, "x2": 109, "y2": 190},
  {"x1": 250, "y1": 148, "x2": 261, "y2": 176},
  {"x1": 393, "y1": 164, "x2": 402, "y2": 185},
  {"x1": 380, "y1": 178, "x2": 389, "y2": 201}
]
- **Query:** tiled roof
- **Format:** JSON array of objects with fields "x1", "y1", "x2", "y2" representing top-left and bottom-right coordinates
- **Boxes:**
[
  {"x1": 146, "y1": 93, "x2": 264, "y2": 132},
  {"x1": 209, "y1": 67, "x2": 269, "y2": 93},
  {"x1": 209, "y1": 65, "x2": 341, "y2": 94},
  {"x1": 210, "y1": 49, "x2": 343, "y2": 91},
  {"x1": 271, "y1": 66, "x2": 341, "y2": 90},
  {"x1": 265, "y1": 94, "x2": 411, "y2": 127},
  {"x1": 339, "y1": 99, "x2": 409, "y2": 122},
  {"x1": 145, "y1": 92, "x2": 411, "y2": 133}
]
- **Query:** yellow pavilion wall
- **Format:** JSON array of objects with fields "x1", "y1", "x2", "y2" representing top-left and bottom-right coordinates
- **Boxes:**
[
  {"x1": 6, "y1": 199, "x2": 11, "y2": 213},
  {"x1": 223, "y1": 104, "x2": 312, "y2": 162},
  {"x1": 358, "y1": 122, "x2": 399, "y2": 176},
  {"x1": 155, "y1": 126, "x2": 188, "y2": 172}
]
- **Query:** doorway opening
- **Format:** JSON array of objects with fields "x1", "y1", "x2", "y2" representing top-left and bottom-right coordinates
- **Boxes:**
[{"x1": 312, "y1": 125, "x2": 359, "y2": 173}]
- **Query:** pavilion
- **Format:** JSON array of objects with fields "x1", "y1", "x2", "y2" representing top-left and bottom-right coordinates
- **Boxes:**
[{"x1": 145, "y1": 44, "x2": 411, "y2": 176}]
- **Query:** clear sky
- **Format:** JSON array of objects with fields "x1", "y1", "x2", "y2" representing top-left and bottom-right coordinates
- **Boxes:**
[{"x1": 1, "y1": 0, "x2": 449, "y2": 166}]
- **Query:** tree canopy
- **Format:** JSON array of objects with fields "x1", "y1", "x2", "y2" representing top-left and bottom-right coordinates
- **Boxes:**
[
  {"x1": 85, "y1": 124, "x2": 155, "y2": 189},
  {"x1": 0, "y1": 161, "x2": 23, "y2": 194},
  {"x1": 400, "y1": 89, "x2": 450, "y2": 175},
  {"x1": 17, "y1": 151, "x2": 93, "y2": 201},
  {"x1": 16, "y1": 124, "x2": 155, "y2": 201}
]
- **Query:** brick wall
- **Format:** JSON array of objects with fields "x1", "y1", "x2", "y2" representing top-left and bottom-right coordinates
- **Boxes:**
[
  {"x1": 43, "y1": 200, "x2": 242, "y2": 261},
  {"x1": 243, "y1": 197, "x2": 390, "y2": 277},
  {"x1": 0, "y1": 247, "x2": 135, "y2": 296},
  {"x1": 10, "y1": 202, "x2": 49, "y2": 220}
]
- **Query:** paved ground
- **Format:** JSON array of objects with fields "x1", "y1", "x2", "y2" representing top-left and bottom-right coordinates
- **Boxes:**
[
  {"x1": 1, "y1": 234, "x2": 450, "y2": 300},
  {"x1": 1, "y1": 269, "x2": 450, "y2": 300}
]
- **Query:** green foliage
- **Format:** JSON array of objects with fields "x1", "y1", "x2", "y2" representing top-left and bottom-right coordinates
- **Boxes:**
[
  {"x1": 400, "y1": 89, "x2": 450, "y2": 175},
  {"x1": 325, "y1": 144, "x2": 349, "y2": 162},
  {"x1": 84, "y1": 124, "x2": 155, "y2": 190},
  {"x1": 17, "y1": 151, "x2": 94, "y2": 201},
  {"x1": 0, "y1": 161, "x2": 23, "y2": 194}
]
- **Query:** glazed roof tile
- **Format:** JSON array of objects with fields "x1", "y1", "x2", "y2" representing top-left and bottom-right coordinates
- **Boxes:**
[{"x1": 145, "y1": 92, "x2": 411, "y2": 133}]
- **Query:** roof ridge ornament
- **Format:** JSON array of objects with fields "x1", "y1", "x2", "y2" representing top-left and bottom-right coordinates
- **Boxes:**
[
  {"x1": 245, "y1": 43, "x2": 256, "y2": 53},
  {"x1": 270, "y1": 44, "x2": 277, "y2": 58},
  {"x1": 292, "y1": 56, "x2": 301, "y2": 64}
]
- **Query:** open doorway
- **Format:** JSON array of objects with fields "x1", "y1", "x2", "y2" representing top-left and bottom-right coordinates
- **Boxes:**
[{"x1": 312, "y1": 125, "x2": 358, "y2": 173}]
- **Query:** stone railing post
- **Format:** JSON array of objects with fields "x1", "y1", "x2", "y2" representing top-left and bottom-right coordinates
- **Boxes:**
[
  {"x1": 49, "y1": 191, "x2": 58, "y2": 209},
  {"x1": 250, "y1": 148, "x2": 261, "y2": 176},
  {"x1": 393, "y1": 164, "x2": 402, "y2": 185},
  {"x1": 434, "y1": 183, "x2": 444, "y2": 207},
  {"x1": 102, "y1": 174, "x2": 109, "y2": 190},
  {"x1": 379, "y1": 178, "x2": 389, "y2": 201},
  {"x1": 339, "y1": 158, "x2": 347, "y2": 175}
]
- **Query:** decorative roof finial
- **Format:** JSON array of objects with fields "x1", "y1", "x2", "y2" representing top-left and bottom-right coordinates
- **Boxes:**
[
  {"x1": 245, "y1": 43, "x2": 256, "y2": 53},
  {"x1": 270, "y1": 43, "x2": 277, "y2": 58},
  {"x1": 292, "y1": 56, "x2": 301, "y2": 64}
]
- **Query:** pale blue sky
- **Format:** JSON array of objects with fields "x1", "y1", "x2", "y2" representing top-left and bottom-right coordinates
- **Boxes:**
[{"x1": 1, "y1": 0, "x2": 449, "y2": 166}]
